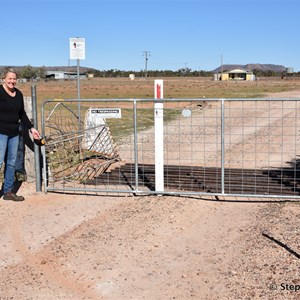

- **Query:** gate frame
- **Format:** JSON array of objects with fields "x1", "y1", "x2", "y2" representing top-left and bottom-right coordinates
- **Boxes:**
[{"x1": 40, "y1": 97, "x2": 300, "y2": 199}]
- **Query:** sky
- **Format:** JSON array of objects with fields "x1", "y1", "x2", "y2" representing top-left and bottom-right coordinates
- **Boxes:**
[{"x1": 0, "y1": 0, "x2": 300, "y2": 72}]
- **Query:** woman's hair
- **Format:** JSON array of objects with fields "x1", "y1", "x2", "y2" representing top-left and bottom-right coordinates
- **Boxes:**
[{"x1": 1, "y1": 68, "x2": 18, "y2": 80}]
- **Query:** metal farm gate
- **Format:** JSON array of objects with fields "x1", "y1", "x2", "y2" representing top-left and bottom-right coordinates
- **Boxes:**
[{"x1": 41, "y1": 98, "x2": 300, "y2": 199}]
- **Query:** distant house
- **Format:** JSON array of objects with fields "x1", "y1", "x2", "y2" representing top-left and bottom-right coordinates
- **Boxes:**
[
  {"x1": 214, "y1": 69, "x2": 255, "y2": 81},
  {"x1": 45, "y1": 70, "x2": 87, "y2": 80}
]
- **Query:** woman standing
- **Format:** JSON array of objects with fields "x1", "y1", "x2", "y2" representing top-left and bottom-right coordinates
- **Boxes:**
[{"x1": 0, "y1": 68, "x2": 40, "y2": 201}]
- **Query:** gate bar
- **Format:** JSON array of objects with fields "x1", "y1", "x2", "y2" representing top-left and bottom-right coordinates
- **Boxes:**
[{"x1": 133, "y1": 99, "x2": 139, "y2": 191}]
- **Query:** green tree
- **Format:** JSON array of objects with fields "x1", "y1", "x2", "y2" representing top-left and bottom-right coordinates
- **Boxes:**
[
  {"x1": 20, "y1": 65, "x2": 38, "y2": 80},
  {"x1": 38, "y1": 66, "x2": 46, "y2": 79}
]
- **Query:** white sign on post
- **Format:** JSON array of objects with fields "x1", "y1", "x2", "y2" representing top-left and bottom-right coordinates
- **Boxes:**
[{"x1": 69, "y1": 38, "x2": 86, "y2": 60}]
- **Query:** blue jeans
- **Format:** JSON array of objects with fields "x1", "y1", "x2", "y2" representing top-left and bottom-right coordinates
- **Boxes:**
[
  {"x1": 0, "y1": 134, "x2": 19, "y2": 193},
  {"x1": 15, "y1": 123, "x2": 25, "y2": 174}
]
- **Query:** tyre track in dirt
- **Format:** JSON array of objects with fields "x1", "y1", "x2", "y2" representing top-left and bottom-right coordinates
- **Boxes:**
[
  {"x1": 33, "y1": 195, "x2": 264, "y2": 300},
  {"x1": 7, "y1": 203, "x2": 100, "y2": 300},
  {"x1": 0, "y1": 188, "x2": 127, "y2": 299}
]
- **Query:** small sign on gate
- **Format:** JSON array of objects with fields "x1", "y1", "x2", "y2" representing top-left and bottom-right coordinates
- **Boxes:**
[
  {"x1": 90, "y1": 108, "x2": 121, "y2": 119},
  {"x1": 82, "y1": 108, "x2": 119, "y2": 157}
]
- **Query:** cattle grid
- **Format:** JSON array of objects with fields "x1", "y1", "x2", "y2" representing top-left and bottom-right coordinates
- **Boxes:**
[{"x1": 41, "y1": 98, "x2": 300, "y2": 199}]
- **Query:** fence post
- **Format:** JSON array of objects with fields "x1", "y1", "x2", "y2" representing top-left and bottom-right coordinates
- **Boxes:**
[
  {"x1": 154, "y1": 80, "x2": 164, "y2": 193},
  {"x1": 31, "y1": 85, "x2": 42, "y2": 192},
  {"x1": 221, "y1": 98, "x2": 225, "y2": 195}
]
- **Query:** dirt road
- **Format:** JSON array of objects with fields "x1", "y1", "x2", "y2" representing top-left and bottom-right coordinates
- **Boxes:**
[
  {"x1": 1, "y1": 184, "x2": 299, "y2": 300},
  {"x1": 1, "y1": 90, "x2": 300, "y2": 300}
]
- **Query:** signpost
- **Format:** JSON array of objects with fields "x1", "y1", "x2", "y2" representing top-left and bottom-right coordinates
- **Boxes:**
[
  {"x1": 69, "y1": 37, "x2": 85, "y2": 129},
  {"x1": 69, "y1": 37, "x2": 86, "y2": 61}
]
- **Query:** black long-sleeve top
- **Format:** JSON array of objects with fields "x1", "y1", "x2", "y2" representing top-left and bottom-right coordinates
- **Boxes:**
[{"x1": 0, "y1": 85, "x2": 33, "y2": 136}]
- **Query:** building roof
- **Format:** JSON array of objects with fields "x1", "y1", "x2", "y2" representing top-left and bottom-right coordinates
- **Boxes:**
[{"x1": 228, "y1": 68, "x2": 250, "y2": 74}]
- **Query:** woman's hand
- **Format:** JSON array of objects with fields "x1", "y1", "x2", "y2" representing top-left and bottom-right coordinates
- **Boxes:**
[{"x1": 30, "y1": 127, "x2": 41, "y2": 140}]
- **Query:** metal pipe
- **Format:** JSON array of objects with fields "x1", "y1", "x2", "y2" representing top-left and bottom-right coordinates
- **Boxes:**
[
  {"x1": 133, "y1": 100, "x2": 139, "y2": 192},
  {"x1": 77, "y1": 58, "x2": 81, "y2": 130},
  {"x1": 41, "y1": 100, "x2": 48, "y2": 193},
  {"x1": 31, "y1": 85, "x2": 42, "y2": 192}
]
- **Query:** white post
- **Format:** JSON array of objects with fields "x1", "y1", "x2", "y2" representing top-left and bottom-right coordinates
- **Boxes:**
[{"x1": 154, "y1": 80, "x2": 164, "y2": 192}]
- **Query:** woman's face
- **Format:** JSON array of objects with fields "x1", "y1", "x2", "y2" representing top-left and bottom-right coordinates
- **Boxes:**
[{"x1": 3, "y1": 72, "x2": 17, "y2": 90}]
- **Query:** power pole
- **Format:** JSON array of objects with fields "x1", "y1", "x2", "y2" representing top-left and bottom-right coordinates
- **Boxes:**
[{"x1": 142, "y1": 51, "x2": 150, "y2": 78}]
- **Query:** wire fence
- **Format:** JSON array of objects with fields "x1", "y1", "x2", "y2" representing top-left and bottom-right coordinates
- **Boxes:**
[{"x1": 41, "y1": 98, "x2": 300, "y2": 199}]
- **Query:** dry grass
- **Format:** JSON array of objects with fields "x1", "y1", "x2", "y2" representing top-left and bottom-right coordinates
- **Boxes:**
[{"x1": 19, "y1": 76, "x2": 300, "y2": 105}]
